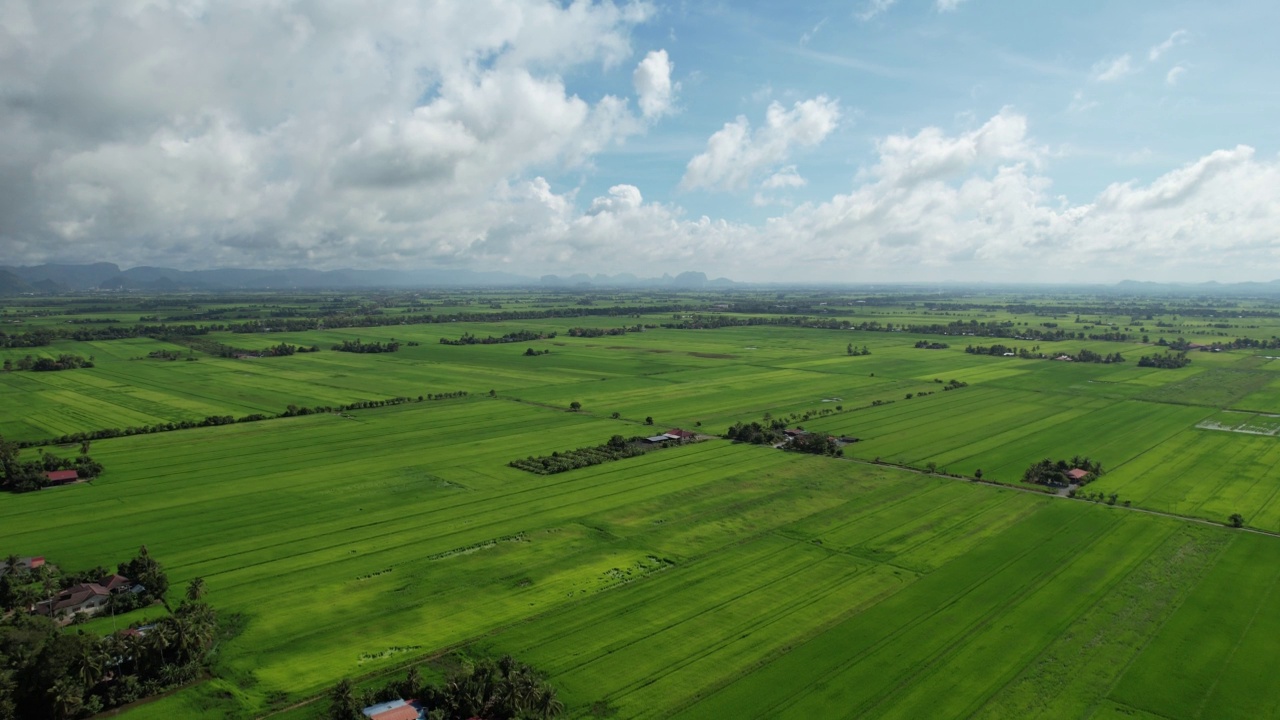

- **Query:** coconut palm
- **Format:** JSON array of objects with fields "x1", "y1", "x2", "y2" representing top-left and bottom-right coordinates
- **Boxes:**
[{"x1": 185, "y1": 577, "x2": 206, "y2": 602}]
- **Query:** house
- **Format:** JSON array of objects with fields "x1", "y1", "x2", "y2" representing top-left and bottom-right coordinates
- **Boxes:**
[
  {"x1": 45, "y1": 469, "x2": 80, "y2": 486},
  {"x1": 362, "y1": 699, "x2": 425, "y2": 720},
  {"x1": 663, "y1": 428, "x2": 697, "y2": 440},
  {"x1": 36, "y1": 582, "x2": 111, "y2": 619},
  {"x1": 34, "y1": 573, "x2": 134, "y2": 620},
  {"x1": 101, "y1": 574, "x2": 132, "y2": 592},
  {"x1": 1066, "y1": 468, "x2": 1090, "y2": 482},
  {"x1": 783, "y1": 429, "x2": 808, "y2": 438}
]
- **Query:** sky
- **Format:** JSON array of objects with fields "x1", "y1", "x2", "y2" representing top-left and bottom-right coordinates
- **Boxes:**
[{"x1": 2, "y1": 0, "x2": 1279, "y2": 283}]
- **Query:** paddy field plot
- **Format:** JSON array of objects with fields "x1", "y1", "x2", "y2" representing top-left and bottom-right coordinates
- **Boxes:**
[{"x1": 3, "y1": 398, "x2": 1280, "y2": 719}]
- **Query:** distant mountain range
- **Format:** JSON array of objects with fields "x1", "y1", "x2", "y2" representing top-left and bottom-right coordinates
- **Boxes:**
[
  {"x1": 0, "y1": 263, "x2": 738, "y2": 294},
  {"x1": 3, "y1": 263, "x2": 1280, "y2": 296}
]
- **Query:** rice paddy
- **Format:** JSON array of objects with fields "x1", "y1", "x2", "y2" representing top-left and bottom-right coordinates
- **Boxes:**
[{"x1": 3, "y1": 290, "x2": 1280, "y2": 718}]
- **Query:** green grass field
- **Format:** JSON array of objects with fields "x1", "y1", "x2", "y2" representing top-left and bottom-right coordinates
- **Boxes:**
[{"x1": 5, "y1": 292, "x2": 1280, "y2": 718}]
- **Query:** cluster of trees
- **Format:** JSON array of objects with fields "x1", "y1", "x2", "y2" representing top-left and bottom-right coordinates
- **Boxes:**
[
  {"x1": 2, "y1": 354, "x2": 94, "y2": 372},
  {"x1": 725, "y1": 421, "x2": 786, "y2": 445},
  {"x1": 0, "y1": 437, "x2": 103, "y2": 493},
  {"x1": 964, "y1": 345, "x2": 1125, "y2": 363},
  {"x1": 523, "y1": 348, "x2": 551, "y2": 356},
  {"x1": 1137, "y1": 352, "x2": 1192, "y2": 368},
  {"x1": 146, "y1": 349, "x2": 190, "y2": 361},
  {"x1": 509, "y1": 435, "x2": 650, "y2": 475},
  {"x1": 1070, "y1": 349, "x2": 1127, "y2": 364},
  {"x1": 0, "y1": 572, "x2": 218, "y2": 720},
  {"x1": 169, "y1": 338, "x2": 320, "y2": 358},
  {"x1": 1022, "y1": 456, "x2": 1104, "y2": 487},
  {"x1": 566, "y1": 325, "x2": 644, "y2": 337},
  {"x1": 788, "y1": 433, "x2": 843, "y2": 457},
  {"x1": 846, "y1": 344, "x2": 871, "y2": 356},
  {"x1": 723, "y1": 423, "x2": 843, "y2": 457},
  {"x1": 914, "y1": 341, "x2": 949, "y2": 350},
  {"x1": 327, "y1": 655, "x2": 562, "y2": 720},
  {"x1": 332, "y1": 339, "x2": 400, "y2": 353},
  {"x1": 439, "y1": 330, "x2": 554, "y2": 345},
  {"x1": 965, "y1": 344, "x2": 1029, "y2": 357}
]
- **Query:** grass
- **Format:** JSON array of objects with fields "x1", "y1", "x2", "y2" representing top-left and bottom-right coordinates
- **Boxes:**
[{"x1": 5, "y1": 294, "x2": 1280, "y2": 718}]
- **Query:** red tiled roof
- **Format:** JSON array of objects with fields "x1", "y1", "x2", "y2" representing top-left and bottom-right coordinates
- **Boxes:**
[
  {"x1": 102, "y1": 574, "x2": 131, "y2": 591},
  {"x1": 370, "y1": 705, "x2": 421, "y2": 720},
  {"x1": 1066, "y1": 469, "x2": 1090, "y2": 481},
  {"x1": 46, "y1": 470, "x2": 80, "y2": 483}
]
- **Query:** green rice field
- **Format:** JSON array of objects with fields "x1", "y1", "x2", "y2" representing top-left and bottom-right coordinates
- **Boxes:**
[{"x1": 4, "y1": 290, "x2": 1280, "y2": 718}]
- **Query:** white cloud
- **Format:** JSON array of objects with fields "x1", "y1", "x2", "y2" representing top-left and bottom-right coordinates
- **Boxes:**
[
  {"x1": 800, "y1": 18, "x2": 828, "y2": 46},
  {"x1": 936, "y1": 0, "x2": 969, "y2": 12},
  {"x1": 1092, "y1": 54, "x2": 1134, "y2": 82},
  {"x1": 633, "y1": 49, "x2": 678, "y2": 119},
  {"x1": 524, "y1": 112, "x2": 1280, "y2": 282},
  {"x1": 0, "y1": 0, "x2": 659, "y2": 269},
  {"x1": 681, "y1": 96, "x2": 840, "y2": 191},
  {"x1": 1149, "y1": 30, "x2": 1189, "y2": 61},
  {"x1": 1166, "y1": 66, "x2": 1187, "y2": 86},
  {"x1": 858, "y1": 0, "x2": 898, "y2": 22},
  {"x1": 1068, "y1": 91, "x2": 1099, "y2": 113}
]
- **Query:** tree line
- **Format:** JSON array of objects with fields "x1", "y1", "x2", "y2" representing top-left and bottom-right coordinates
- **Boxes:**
[
  {"x1": 0, "y1": 304, "x2": 691, "y2": 349},
  {"x1": 439, "y1": 330, "x2": 555, "y2": 345},
  {"x1": 327, "y1": 654, "x2": 562, "y2": 720},
  {"x1": 1137, "y1": 352, "x2": 1192, "y2": 368},
  {"x1": 964, "y1": 344, "x2": 1126, "y2": 363},
  {"x1": 332, "y1": 339, "x2": 400, "y2": 353},
  {"x1": 2, "y1": 354, "x2": 94, "y2": 372}
]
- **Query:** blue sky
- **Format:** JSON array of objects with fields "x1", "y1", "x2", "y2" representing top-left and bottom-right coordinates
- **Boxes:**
[{"x1": 2, "y1": 0, "x2": 1279, "y2": 282}]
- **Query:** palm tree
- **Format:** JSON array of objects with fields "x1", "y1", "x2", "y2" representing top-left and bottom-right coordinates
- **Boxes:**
[
  {"x1": 74, "y1": 638, "x2": 108, "y2": 690},
  {"x1": 47, "y1": 678, "x2": 84, "y2": 720},
  {"x1": 185, "y1": 577, "x2": 206, "y2": 602},
  {"x1": 328, "y1": 678, "x2": 361, "y2": 720}
]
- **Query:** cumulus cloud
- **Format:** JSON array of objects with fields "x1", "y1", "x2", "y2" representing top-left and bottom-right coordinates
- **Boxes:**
[
  {"x1": 633, "y1": 49, "x2": 678, "y2": 119},
  {"x1": 1092, "y1": 54, "x2": 1134, "y2": 82},
  {"x1": 1166, "y1": 66, "x2": 1187, "y2": 86},
  {"x1": 526, "y1": 111, "x2": 1280, "y2": 282},
  {"x1": 2, "y1": 4, "x2": 1277, "y2": 283},
  {"x1": 681, "y1": 96, "x2": 840, "y2": 191},
  {"x1": 1149, "y1": 30, "x2": 1189, "y2": 61},
  {"x1": 0, "y1": 0, "x2": 656, "y2": 268}
]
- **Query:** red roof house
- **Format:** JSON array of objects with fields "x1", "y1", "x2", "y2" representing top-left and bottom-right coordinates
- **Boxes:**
[
  {"x1": 45, "y1": 470, "x2": 80, "y2": 485},
  {"x1": 663, "y1": 428, "x2": 697, "y2": 440},
  {"x1": 1066, "y1": 468, "x2": 1090, "y2": 482}
]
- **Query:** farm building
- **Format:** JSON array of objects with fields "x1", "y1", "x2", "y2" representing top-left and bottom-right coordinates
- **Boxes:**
[
  {"x1": 644, "y1": 435, "x2": 672, "y2": 444},
  {"x1": 663, "y1": 428, "x2": 697, "y2": 440},
  {"x1": 361, "y1": 699, "x2": 425, "y2": 720},
  {"x1": 35, "y1": 583, "x2": 111, "y2": 618},
  {"x1": 0, "y1": 556, "x2": 46, "y2": 576},
  {"x1": 34, "y1": 573, "x2": 135, "y2": 620},
  {"x1": 1066, "y1": 468, "x2": 1090, "y2": 482},
  {"x1": 45, "y1": 469, "x2": 80, "y2": 485},
  {"x1": 784, "y1": 429, "x2": 808, "y2": 438}
]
